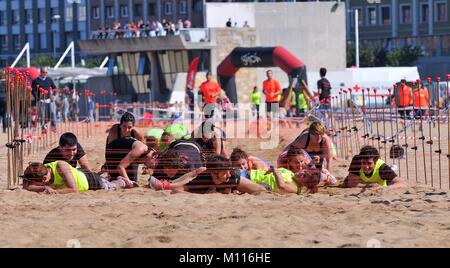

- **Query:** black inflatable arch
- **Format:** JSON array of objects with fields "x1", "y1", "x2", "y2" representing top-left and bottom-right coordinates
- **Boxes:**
[{"x1": 217, "y1": 46, "x2": 307, "y2": 104}]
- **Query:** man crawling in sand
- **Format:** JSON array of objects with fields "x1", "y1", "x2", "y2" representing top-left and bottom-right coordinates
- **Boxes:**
[{"x1": 344, "y1": 145, "x2": 407, "y2": 190}]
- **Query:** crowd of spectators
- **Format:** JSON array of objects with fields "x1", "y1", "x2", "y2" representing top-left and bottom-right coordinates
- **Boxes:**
[{"x1": 94, "y1": 19, "x2": 192, "y2": 39}]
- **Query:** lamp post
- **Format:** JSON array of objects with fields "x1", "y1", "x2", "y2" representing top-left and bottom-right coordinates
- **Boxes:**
[
  {"x1": 52, "y1": 14, "x2": 61, "y2": 58},
  {"x1": 355, "y1": 9, "x2": 359, "y2": 68}
]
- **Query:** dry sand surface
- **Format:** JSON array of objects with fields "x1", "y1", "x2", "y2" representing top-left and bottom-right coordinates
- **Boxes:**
[{"x1": 0, "y1": 120, "x2": 449, "y2": 248}]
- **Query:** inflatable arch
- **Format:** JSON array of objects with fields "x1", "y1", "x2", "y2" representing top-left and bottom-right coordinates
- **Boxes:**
[{"x1": 216, "y1": 46, "x2": 307, "y2": 104}]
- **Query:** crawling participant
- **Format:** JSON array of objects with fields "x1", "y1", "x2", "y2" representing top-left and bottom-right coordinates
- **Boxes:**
[{"x1": 344, "y1": 145, "x2": 406, "y2": 189}]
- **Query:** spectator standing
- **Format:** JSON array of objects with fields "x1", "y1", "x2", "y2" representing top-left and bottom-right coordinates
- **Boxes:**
[
  {"x1": 198, "y1": 71, "x2": 222, "y2": 119},
  {"x1": 317, "y1": 67, "x2": 332, "y2": 111},
  {"x1": 226, "y1": 18, "x2": 232, "y2": 27},
  {"x1": 397, "y1": 79, "x2": 413, "y2": 119},
  {"x1": 31, "y1": 66, "x2": 56, "y2": 126},
  {"x1": 184, "y1": 19, "x2": 191, "y2": 28},
  {"x1": 262, "y1": 70, "x2": 281, "y2": 120}
]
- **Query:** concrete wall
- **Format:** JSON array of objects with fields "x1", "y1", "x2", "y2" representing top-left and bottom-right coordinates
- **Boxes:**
[{"x1": 207, "y1": 2, "x2": 346, "y2": 102}]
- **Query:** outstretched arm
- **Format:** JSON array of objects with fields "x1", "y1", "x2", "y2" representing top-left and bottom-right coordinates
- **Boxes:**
[{"x1": 236, "y1": 178, "x2": 266, "y2": 194}]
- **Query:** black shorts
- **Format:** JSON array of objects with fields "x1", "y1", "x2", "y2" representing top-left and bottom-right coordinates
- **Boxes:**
[
  {"x1": 266, "y1": 102, "x2": 279, "y2": 113},
  {"x1": 79, "y1": 169, "x2": 104, "y2": 190},
  {"x1": 184, "y1": 169, "x2": 241, "y2": 194}
]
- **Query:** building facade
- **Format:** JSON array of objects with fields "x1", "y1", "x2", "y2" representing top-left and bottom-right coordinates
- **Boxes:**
[
  {"x1": 0, "y1": 0, "x2": 89, "y2": 67},
  {"x1": 346, "y1": 0, "x2": 450, "y2": 75},
  {"x1": 88, "y1": 0, "x2": 204, "y2": 32}
]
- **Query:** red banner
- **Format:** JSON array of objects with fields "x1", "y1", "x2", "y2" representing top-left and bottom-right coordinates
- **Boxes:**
[{"x1": 186, "y1": 56, "x2": 199, "y2": 90}]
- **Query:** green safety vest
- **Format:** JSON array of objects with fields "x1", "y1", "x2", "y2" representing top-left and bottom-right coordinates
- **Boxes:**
[
  {"x1": 359, "y1": 159, "x2": 388, "y2": 187},
  {"x1": 44, "y1": 161, "x2": 89, "y2": 192},
  {"x1": 250, "y1": 92, "x2": 260, "y2": 105},
  {"x1": 291, "y1": 92, "x2": 308, "y2": 109}
]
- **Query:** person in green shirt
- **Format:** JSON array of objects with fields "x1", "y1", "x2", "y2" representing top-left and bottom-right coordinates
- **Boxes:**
[
  {"x1": 21, "y1": 161, "x2": 128, "y2": 194},
  {"x1": 250, "y1": 86, "x2": 260, "y2": 119}
]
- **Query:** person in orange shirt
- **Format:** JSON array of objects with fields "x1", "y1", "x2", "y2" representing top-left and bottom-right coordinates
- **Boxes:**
[
  {"x1": 413, "y1": 84, "x2": 429, "y2": 119},
  {"x1": 262, "y1": 70, "x2": 282, "y2": 119},
  {"x1": 397, "y1": 79, "x2": 412, "y2": 119},
  {"x1": 198, "y1": 71, "x2": 222, "y2": 119}
]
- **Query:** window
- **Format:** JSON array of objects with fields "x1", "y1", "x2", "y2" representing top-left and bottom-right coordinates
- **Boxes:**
[
  {"x1": 40, "y1": 34, "x2": 47, "y2": 49},
  {"x1": 25, "y1": 9, "x2": 33, "y2": 24},
  {"x1": 420, "y1": 3, "x2": 429, "y2": 23},
  {"x1": 435, "y1": 2, "x2": 447, "y2": 22},
  {"x1": 106, "y1": 6, "x2": 114, "y2": 18},
  {"x1": 38, "y1": 8, "x2": 46, "y2": 23},
  {"x1": 164, "y1": 2, "x2": 172, "y2": 15},
  {"x1": 179, "y1": 1, "x2": 187, "y2": 15},
  {"x1": 12, "y1": 10, "x2": 19, "y2": 25},
  {"x1": 0, "y1": 11, "x2": 5, "y2": 26},
  {"x1": 0, "y1": 35, "x2": 7, "y2": 49},
  {"x1": 120, "y1": 5, "x2": 128, "y2": 18},
  {"x1": 92, "y1": 6, "x2": 100, "y2": 19},
  {"x1": 351, "y1": 7, "x2": 363, "y2": 26},
  {"x1": 380, "y1": 6, "x2": 390, "y2": 25},
  {"x1": 27, "y1": 34, "x2": 34, "y2": 49},
  {"x1": 134, "y1": 4, "x2": 142, "y2": 17},
  {"x1": 79, "y1": 6, "x2": 86, "y2": 21},
  {"x1": 400, "y1": 4, "x2": 411, "y2": 24},
  {"x1": 149, "y1": 3, "x2": 156, "y2": 16},
  {"x1": 51, "y1": 8, "x2": 58, "y2": 17},
  {"x1": 13, "y1": 35, "x2": 20, "y2": 48},
  {"x1": 367, "y1": 7, "x2": 377, "y2": 25},
  {"x1": 193, "y1": 0, "x2": 202, "y2": 12},
  {"x1": 65, "y1": 7, "x2": 73, "y2": 22}
]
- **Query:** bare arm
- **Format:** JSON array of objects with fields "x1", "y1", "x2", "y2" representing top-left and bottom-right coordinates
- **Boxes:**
[
  {"x1": 236, "y1": 178, "x2": 267, "y2": 194},
  {"x1": 106, "y1": 124, "x2": 119, "y2": 144},
  {"x1": 56, "y1": 161, "x2": 78, "y2": 193},
  {"x1": 272, "y1": 168, "x2": 297, "y2": 194},
  {"x1": 117, "y1": 141, "x2": 147, "y2": 180},
  {"x1": 133, "y1": 128, "x2": 145, "y2": 143},
  {"x1": 78, "y1": 155, "x2": 92, "y2": 172}
]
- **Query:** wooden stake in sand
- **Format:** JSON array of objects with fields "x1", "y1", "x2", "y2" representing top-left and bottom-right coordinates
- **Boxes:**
[
  {"x1": 381, "y1": 95, "x2": 388, "y2": 163},
  {"x1": 410, "y1": 81, "x2": 419, "y2": 183},
  {"x1": 446, "y1": 74, "x2": 450, "y2": 190},
  {"x1": 435, "y1": 77, "x2": 442, "y2": 189},
  {"x1": 426, "y1": 77, "x2": 434, "y2": 187},
  {"x1": 393, "y1": 84, "x2": 402, "y2": 177},
  {"x1": 416, "y1": 81, "x2": 427, "y2": 185},
  {"x1": 361, "y1": 88, "x2": 369, "y2": 145},
  {"x1": 373, "y1": 88, "x2": 381, "y2": 153},
  {"x1": 387, "y1": 89, "x2": 396, "y2": 167},
  {"x1": 348, "y1": 88, "x2": 360, "y2": 153}
]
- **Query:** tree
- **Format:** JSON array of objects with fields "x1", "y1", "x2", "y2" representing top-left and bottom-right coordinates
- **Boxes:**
[{"x1": 386, "y1": 45, "x2": 423, "y2": 66}]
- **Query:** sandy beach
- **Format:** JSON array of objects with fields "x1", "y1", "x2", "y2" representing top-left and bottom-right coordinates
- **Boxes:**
[{"x1": 0, "y1": 120, "x2": 449, "y2": 248}]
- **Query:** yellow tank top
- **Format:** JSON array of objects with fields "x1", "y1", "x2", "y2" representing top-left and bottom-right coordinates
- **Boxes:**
[{"x1": 44, "y1": 161, "x2": 89, "y2": 192}]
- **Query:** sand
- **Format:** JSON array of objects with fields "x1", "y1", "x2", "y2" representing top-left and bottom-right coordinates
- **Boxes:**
[{"x1": 0, "y1": 119, "x2": 449, "y2": 248}]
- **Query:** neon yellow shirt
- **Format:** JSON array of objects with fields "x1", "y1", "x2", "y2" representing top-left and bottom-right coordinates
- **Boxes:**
[
  {"x1": 251, "y1": 91, "x2": 261, "y2": 105},
  {"x1": 359, "y1": 159, "x2": 388, "y2": 187},
  {"x1": 44, "y1": 161, "x2": 89, "y2": 192},
  {"x1": 250, "y1": 168, "x2": 295, "y2": 192}
]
